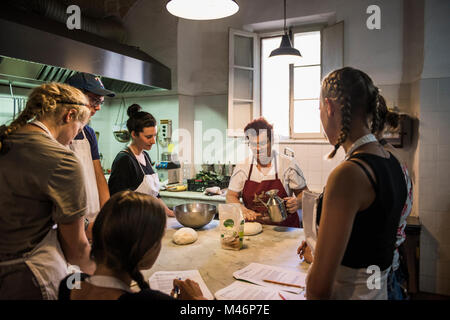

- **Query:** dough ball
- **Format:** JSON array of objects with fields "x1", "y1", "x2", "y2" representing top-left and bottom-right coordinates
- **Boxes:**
[
  {"x1": 173, "y1": 227, "x2": 198, "y2": 245},
  {"x1": 244, "y1": 222, "x2": 262, "y2": 236}
]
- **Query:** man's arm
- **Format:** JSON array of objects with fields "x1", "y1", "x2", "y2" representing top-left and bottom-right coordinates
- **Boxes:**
[{"x1": 93, "y1": 159, "x2": 109, "y2": 208}]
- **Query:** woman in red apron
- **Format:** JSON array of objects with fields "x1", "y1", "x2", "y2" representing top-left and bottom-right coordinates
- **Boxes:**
[{"x1": 226, "y1": 118, "x2": 308, "y2": 228}]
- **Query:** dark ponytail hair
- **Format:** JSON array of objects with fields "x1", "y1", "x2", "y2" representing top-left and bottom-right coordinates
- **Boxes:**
[
  {"x1": 321, "y1": 67, "x2": 392, "y2": 158},
  {"x1": 90, "y1": 190, "x2": 166, "y2": 290},
  {"x1": 126, "y1": 104, "x2": 157, "y2": 135}
]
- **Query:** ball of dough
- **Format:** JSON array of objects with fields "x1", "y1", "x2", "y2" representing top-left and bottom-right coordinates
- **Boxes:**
[
  {"x1": 173, "y1": 227, "x2": 198, "y2": 245},
  {"x1": 244, "y1": 222, "x2": 262, "y2": 236}
]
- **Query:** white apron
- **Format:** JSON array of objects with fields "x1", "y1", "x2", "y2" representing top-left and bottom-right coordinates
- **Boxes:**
[
  {"x1": 302, "y1": 134, "x2": 390, "y2": 300},
  {"x1": 125, "y1": 148, "x2": 160, "y2": 198},
  {"x1": 0, "y1": 120, "x2": 70, "y2": 300},
  {"x1": 69, "y1": 129, "x2": 100, "y2": 220}
]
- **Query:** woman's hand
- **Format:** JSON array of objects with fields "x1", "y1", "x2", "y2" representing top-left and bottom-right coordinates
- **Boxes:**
[
  {"x1": 297, "y1": 240, "x2": 314, "y2": 264},
  {"x1": 284, "y1": 196, "x2": 300, "y2": 214},
  {"x1": 171, "y1": 279, "x2": 207, "y2": 300},
  {"x1": 243, "y1": 207, "x2": 261, "y2": 221}
]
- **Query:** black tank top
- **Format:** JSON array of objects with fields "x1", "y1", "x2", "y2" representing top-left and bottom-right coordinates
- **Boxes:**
[{"x1": 316, "y1": 152, "x2": 407, "y2": 270}]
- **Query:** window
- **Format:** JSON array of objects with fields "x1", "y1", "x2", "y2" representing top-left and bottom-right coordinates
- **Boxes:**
[
  {"x1": 261, "y1": 30, "x2": 322, "y2": 139},
  {"x1": 228, "y1": 22, "x2": 343, "y2": 140}
]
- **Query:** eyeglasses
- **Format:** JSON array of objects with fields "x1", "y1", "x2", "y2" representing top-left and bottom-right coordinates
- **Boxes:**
[
  {"x1": 247, "y1": 140, "x2": 270, "y2": 149},
  {"x1": 88, "y1": 96, "x2": 104, "y2": 106},
  {"x1": 83, "y1": 92, "x2": 104, "y2": 107}
]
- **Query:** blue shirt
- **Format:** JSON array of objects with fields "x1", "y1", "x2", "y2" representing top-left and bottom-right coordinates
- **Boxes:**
[{"x1": 73, "y1": 126, "x2": 100, "y2": 161}]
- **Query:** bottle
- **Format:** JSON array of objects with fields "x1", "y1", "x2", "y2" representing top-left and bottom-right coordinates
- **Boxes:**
[{"x1": 182, "y1": 161, "x2": 190, "y2": 185}]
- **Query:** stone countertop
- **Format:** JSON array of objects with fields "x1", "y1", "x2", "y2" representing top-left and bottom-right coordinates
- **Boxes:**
[
  {"x1": 159, "y1": 190, "x2": 227, "y2": 202},
  {"x1": 141, "y1": 217, "x2": 309, "y2": 296}
]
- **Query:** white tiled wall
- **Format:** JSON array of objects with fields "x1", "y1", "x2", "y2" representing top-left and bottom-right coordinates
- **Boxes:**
[{"x1": 418, "y1": 77, "x2": 450, "y2": 296}]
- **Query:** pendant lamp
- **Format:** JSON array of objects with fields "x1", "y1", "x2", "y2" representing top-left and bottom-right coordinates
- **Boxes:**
[
  {"x1": 269, "y1": 0, "x2": 301, "y2": 64},
  {"x1": 166, "y1": 0, "x2": 239, "y2": 20}
]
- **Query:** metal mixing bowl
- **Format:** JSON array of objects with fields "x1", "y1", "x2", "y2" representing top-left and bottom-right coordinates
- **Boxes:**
[{"x1": 173, "y1": 202, "x2": 217, "y2": 229}]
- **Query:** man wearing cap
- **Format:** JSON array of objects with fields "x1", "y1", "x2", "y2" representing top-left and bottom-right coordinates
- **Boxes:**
[{"x1": 66, "y1": 72, "x2": 115, "y2": 227}]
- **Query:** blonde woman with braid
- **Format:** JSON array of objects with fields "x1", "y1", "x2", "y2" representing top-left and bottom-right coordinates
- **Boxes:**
[
  {"x1": 302, "y1": 67, "x2": 407, "y2": 300},
  {"x1": 0, "y1": 83, "x2": 96, "y2": 300}
]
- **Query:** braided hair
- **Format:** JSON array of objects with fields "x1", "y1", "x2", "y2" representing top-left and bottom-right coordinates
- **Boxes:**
[
  {"x1": 0, "y1": 82, "x2": 89, "y2": 152},
  {"x1": 321, "y1": 67, "x2": 388, "y2": 158},
  {"x1": 90, "y1": 190, "x2": 167, "y2": 291}
]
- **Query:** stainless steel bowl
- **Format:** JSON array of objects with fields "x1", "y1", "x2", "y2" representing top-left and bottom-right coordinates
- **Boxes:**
[
  {"x1": 113, "y1": 130, "x2": 131, "y2": 143},
  {"x1": 173, "y1": 202, "x2": 217, "y2": 229}
]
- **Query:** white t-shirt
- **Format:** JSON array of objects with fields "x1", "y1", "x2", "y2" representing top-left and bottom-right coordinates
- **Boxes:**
[{"x1": 228, "y1": 151, "x2": 307, "y2": 196}]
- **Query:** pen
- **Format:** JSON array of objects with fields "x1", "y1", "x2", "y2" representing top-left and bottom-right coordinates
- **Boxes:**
[
  {"x1": 278, "y1": 292, "x2": 287, "y2": 300},
  {"x1": 173, "y1": 277, "x2": 181, "y2": 299},
  {"x1": 263, "y1": 279, "x2": 304, "y2": 289}
]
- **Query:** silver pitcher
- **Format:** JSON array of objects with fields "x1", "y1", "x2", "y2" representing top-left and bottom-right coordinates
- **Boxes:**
[{"x1": 258, "y1": 189, "x2": 288, "y2": 223}]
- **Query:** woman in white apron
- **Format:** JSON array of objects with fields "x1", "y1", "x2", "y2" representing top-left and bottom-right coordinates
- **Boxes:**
[
  {"x1": 0, "y1": 83, "x2": 96, "y2": 300},
  {"x1": 302, "y1": 67, "x2": 407, "y2": 300},
  {"x1": 108, "y1": 104, "x2": 174, "y2": 216}
]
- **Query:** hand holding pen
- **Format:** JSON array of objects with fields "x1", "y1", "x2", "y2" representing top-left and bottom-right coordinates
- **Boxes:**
[{"x1": 171, "y1": 278, "x2": 207, "y2": 300}]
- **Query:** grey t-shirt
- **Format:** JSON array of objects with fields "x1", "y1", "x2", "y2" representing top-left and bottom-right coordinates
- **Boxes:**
[{"x1": 0, "y1": 131, "x2": 87, "y2": 259}]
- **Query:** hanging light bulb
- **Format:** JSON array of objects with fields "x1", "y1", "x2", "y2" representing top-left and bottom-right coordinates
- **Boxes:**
[
  {"x1": 166, "y1": 0, "x2": 239, "y2": 20},
  {"x1": 269, "y1": 0, "x2": 302, "y2": 64}
]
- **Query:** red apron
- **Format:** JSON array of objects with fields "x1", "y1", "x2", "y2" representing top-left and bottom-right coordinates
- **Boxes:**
[{"x1": 242, "y1": 157, "x2": 300, "y2": 228}]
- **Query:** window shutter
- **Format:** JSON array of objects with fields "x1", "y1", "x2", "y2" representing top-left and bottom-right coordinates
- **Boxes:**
[
  {"x1": 321, "y1": 21, "x2": 344, "y2": 80},
  {"x1": 228, "y1": 28, "x2": 259, "y2": 137}
]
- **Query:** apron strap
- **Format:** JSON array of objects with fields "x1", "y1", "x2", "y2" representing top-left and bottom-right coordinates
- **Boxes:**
[{"x1": 125, "y1": 147, "x2": 147, "y2": 176}]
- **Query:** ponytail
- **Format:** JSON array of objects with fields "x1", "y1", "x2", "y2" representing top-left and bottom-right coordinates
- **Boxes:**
[{"x1": 129, "y1": 267, "x2": 150, "y2": 290}]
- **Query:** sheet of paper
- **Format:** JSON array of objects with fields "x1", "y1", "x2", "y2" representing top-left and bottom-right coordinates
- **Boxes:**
[
  {"x1": 302, "y1": 190, "x2": 321, "y2": 253},
  {"x1": 215, "y1": 281, "x2": 305, "y2": 300},
  {"x1": 233, "y1": 263, "x2": 307, "y2": 294},
  {"x1": 148, "y1": 270, "x2": 214, "y2": 300}
]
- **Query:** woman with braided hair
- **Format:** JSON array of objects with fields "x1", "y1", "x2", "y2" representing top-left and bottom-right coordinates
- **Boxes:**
[
  {"x1": 302, "y1": 67, "x2": 407, "y2": 299},
  {"x1": 58, "y1": 191, "x2": 206, "y2": 300},
  {"x1": 0, "y1": 82, "x2": 96, "y2": 299}
]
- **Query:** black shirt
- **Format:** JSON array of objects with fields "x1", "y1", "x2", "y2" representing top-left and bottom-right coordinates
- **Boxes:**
[
  {"x1": 58, "y1": 273, "x2": 174, "y2": 300},
  {"x1": 316, "y1": 152, "x2": 407, "y2": 270},
  {"x1": 108, "y1": 148, "x2": 157, "y2": 196}
]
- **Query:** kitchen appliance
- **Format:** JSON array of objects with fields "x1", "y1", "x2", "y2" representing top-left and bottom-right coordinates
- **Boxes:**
[
  {"x1": 0, "y1": 5, "x2": 171, "y2": 92},
  {"x1": 257, "y1": 189, "x2": 288, "y2": 223},
  {"x1": 173, "y1": 202, "x2": 217, "y2": 229},
  {"x1": 156, "y1": 161, "x2": 181, "y2": 185}
]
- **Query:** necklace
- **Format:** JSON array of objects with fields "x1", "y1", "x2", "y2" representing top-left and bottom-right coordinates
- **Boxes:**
[{"x1": 344, "y1": 133, "x2": 378, "y2": 160}]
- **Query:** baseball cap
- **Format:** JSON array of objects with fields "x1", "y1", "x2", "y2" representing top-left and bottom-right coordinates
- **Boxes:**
[{"x1": 66, "y1": 72, "x2": 115, "y2": 97}]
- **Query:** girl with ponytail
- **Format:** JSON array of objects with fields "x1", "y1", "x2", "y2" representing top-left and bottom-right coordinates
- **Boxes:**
[
  {"x1": 0, "y1": 83, "x2": 95, "y2": 300},
  {"x1": 302, "y1": 67, "x2": 409, "y2": 300},
  {"x1": 58, "y1": 190, "x2": 206, "y2": 300}
]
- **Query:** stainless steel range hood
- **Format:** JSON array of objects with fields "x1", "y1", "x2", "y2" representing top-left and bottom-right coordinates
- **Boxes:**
[{"x1": 0, "y1": 6, "x2": 171, "y2": 93}]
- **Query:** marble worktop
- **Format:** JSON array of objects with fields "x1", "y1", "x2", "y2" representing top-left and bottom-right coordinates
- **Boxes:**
[{"x1": 141, "y1": 217, "x2": 309, "y2": 296}]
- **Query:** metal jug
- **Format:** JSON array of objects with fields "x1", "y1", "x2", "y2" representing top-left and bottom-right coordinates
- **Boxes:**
[{"x1": 258, "y1": 189, "x2": 288, "y2": 223}]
